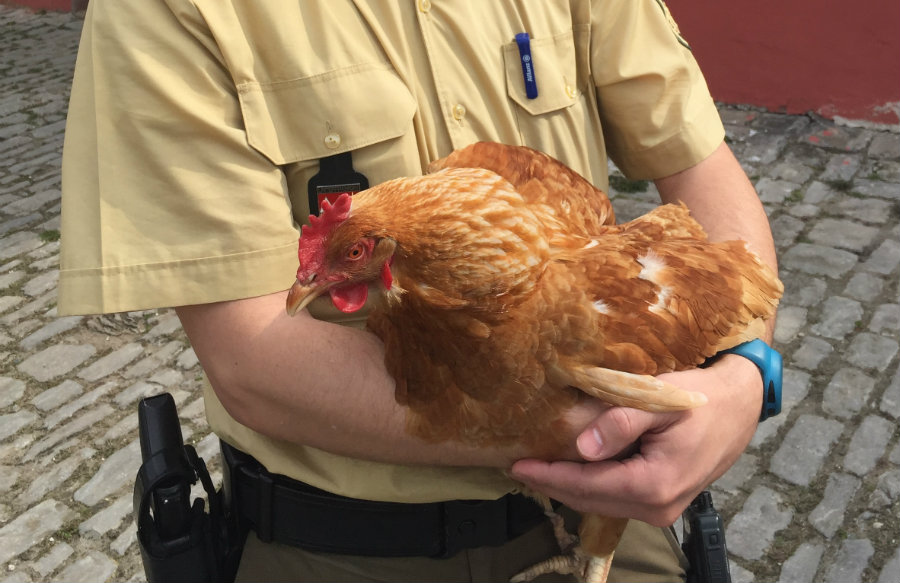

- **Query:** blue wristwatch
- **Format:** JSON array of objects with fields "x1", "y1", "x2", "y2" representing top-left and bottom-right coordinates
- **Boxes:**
[{"x1": 720, "y1": 339, "x2": 782, "y2": 421}]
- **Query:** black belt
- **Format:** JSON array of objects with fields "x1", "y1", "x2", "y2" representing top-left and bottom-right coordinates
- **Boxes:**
[{"x1": 221, "y1": 441, "x2": 548, "y2": 558}]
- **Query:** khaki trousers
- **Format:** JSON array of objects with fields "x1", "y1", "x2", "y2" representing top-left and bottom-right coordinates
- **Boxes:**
[{"x1": 235, "y1": 509, "x2": 687, "y2": 583}]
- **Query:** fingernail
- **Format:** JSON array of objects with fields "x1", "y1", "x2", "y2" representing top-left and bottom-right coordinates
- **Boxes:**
[{"x1": 577, "y1": 427, "x2": 604, "y2": 460}]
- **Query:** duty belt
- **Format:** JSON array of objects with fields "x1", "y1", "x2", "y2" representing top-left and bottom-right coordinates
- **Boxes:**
[{"x1": 221, "y1": 441, "x2": 549, "y2": 558}]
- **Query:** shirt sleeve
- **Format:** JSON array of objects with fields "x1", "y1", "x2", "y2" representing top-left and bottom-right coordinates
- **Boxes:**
[
  {"x1": 590, "y1": 0, "x2": 725, "y2": 180},
  {"x1": 58, "y1": 0, "x2": 300, "y2": 315}
]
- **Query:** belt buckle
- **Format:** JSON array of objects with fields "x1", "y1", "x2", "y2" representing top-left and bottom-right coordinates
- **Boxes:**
[{"x1": 439, "y1": 497, "x2": 510, "y2": 558}]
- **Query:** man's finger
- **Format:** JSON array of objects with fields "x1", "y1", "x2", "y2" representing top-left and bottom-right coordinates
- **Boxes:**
[{"x1": 575, "y1": 407, "x2": 675, "y2": 461}]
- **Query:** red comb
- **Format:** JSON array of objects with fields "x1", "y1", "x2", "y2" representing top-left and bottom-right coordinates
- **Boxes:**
[{"x1": 302, "y1": 193, "x2": 353, "y2": 240}]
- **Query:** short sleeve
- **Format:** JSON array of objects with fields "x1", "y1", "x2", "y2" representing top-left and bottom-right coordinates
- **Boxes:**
[
  {"x1": 590, "y1": 0, "x2": 725, "y2": 179},
  {"x1": 58, "y1": 0, "x2": 299, "y2": 315}
]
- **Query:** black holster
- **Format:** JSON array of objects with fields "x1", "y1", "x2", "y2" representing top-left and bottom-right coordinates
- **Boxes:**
[
  {"x1": 133, "y1": 393, "x2": 247, "y2": 583},
  {"x1": 683, "y1": 491, "x2": 732, "y2": 583}
]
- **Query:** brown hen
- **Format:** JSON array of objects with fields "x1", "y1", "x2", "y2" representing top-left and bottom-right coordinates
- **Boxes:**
[{"x1": 285, "y1": 143, "x2": 782, "y2": 582}]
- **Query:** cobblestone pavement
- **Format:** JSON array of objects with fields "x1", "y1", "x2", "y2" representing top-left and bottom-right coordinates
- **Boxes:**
[{"x1": 1, "y1": 6, "x2": 898, "y2": 583}]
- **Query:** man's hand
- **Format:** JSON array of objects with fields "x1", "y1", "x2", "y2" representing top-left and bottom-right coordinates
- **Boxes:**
[{"x1": 510, "y1": 354, "x2": 762, "y2": 526}]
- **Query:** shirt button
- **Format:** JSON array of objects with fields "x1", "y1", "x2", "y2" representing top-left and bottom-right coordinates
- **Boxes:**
[
  {"x1": 452, "y1": 103, "x2": 467, "y2": 120},
  {"x1": 418, "y1": 0, "x2": 432, "y2": 13},
  {"x1": 565, "y1": 84, "x2": 577, "y2": 99},
  {"x1": 324, "y1": 133, "x2": 342, "y2": 149}
]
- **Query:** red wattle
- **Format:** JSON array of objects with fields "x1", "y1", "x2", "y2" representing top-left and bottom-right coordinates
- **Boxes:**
[{"x1": 329, "y1": 282, "x2": 369, "y2": 313}]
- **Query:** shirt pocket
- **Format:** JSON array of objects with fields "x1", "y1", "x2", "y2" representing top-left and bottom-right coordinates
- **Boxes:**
[
  {"x1": 503, "y1": 31, "x2": 580, "y2": 116},
  {"x1": 237, "y1": 62, "x2": 417, "y2": 165}
]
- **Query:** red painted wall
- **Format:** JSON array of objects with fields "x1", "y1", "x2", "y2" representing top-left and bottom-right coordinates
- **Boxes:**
[
  {"x1": 671, "y1": 0, "x2": 900, "y2": 126},
  {"x1": 8, "y1": 0, "x2": 900, "y2": 125},
  {"x1": 4, "y1": 0, "x2": 73, "y2": 11}
]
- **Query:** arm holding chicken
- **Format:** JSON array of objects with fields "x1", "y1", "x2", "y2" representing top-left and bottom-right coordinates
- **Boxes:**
[
  {"x1": 175, "y1": 294, "x2": 606, "y2": 468},
  {"x1": 510, "y1": 141, "x2": 777, "y2": 526}
]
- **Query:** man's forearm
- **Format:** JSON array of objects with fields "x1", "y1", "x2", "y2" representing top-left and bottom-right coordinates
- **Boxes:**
[{"x1": 176, "y1": 292, "x2": 534, "y2": 467}]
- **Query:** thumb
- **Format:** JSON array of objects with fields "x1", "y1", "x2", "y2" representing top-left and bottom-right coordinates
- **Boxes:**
[{"x1": 576, "y1": 407, "x2": 667, "y2": 461}]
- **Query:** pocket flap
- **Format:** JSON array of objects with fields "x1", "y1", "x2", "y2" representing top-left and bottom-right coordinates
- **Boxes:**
[{"x1": 238, "y1": 63, "x2": 417, "y2": 165}]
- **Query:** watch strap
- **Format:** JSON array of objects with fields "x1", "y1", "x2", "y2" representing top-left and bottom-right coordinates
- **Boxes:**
[{"x1": 721, "y1": 339, "x2": 782, "y2": 421}]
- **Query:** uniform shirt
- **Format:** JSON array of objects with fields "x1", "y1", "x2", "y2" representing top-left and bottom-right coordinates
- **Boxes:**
[{"x1": 60, "y1": 0, "x2": 724, "y2": 503}]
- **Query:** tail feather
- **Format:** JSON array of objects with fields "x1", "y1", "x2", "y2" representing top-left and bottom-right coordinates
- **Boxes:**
[{"x1": 549, "y1": 363, "x2": 707, "y2": 411}]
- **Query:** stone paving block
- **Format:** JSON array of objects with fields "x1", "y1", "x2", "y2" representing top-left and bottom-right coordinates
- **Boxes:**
[
  {"x1": 0, "y1": 410, "x2": 38, "y2": 441},
  {"x1": 820, "y1": 153, "x2": 861, "y2": 182},
  {"x1": 114, "y1": 380, "x2": 166, "y2": 409},
  {"x1": 0, "y1": 376, "x2": 26, "y2": 408},
  {"x1": 781, "y1": 273, "x2": 827, "y2": 307},
  {"x1": 868, "y1": 133, "x2": 900, "y2": 158},
  {"x1": 54, "y1": 551, "x2": 117, "y2": 583},
  {"x1": 77, "y1": 342, "x2": 144, "y2": 382},
  {"x1": 43, "y1": 382, "x2": 116, "y2": 429},
  {"x1": 822, "y1": 539, "x2": 874, "y2": 583},
  {"x1": 808, "y1": 473, "x2": 861, "y2": 537},
  {"x1": 21, "y1": 269, "x2": 57, "y2": 297},
  {"x1": 31, "y1": 542, "x2": 74, "y2": 579},
  {"x1": 729, "y1": 562, "x2": 755, "y2": 583},
  {"x1": 713, "y1": 453, "x2": 758, "y2": 496},
  {"x1": 0, "y1": 295, "x2": 24, "y2": 315},
  {"x1": 16, "y1": 343, "x2": 96, "y2": 382},
  {"x1": 781, "y1": 243, "x2": 858, "y2": 279},
  {"x1": 863, "y1": 239, "x2": 900, "y2": 275},
  {"x1": 755, "y1": 177, "x2": 800, "y2": 204},
  {"x1": 16, "y1": 447, "x2": 95, "y2": 506},
  {"x1": 834, "y1": 197, "x2": 896, "y2": 224},
  {"x1": 842, "y1": 415, "x2": 895, "y2": 476},
  {"x1": 0, "y1": 499, "x2": 74, "y2": 565},
  {"x1": 881, "y1": 365, "x2": 900, "y2": 419},
  {"x1": 873, "y1": 469, "x2": 900, "y2": 506},
  {"x1": 770, "y1": 414, "x2": 844, "y2": 486},
  {"x1": 123, "y1": 340, "x2": 183, "y2": 379},
  {"x1": 846, "y1": 333, "x2": 899, "y2": 372},
  {"x1": 877, "y1": 544, "x2": 900, "y2": 583},
  {"x1": 98, "y1": 413, "x2": 138, "y2": 445},
  {"x1": 778, "y1": 542, "x2": 825, "y2": 583},
  {"x1": 19, "y1": 315, "x2": 82, "y2": 350},
  {"x1": 869, "y1": 303, "x2": 900, "y2": 334},
  {"x1": 804, "y1": 181, "x2": 839, "y2": 204},
  {"x1": 23, "y1": 404, "x2": 113, "y2": 462},
  {"x1": 0, "y1": 231, "x2": 42, "y2": 261},
  {"x1": 0, "y1": 269, "x2": 25, "y2": 289},
  {"x1": 773, "y1": 305, "x2": 807, "y2": 345},
  {"x1": 111, "y1": 522, "x2": 137, "y2": 557},
  {"x1": 789, "y1": 336, "x2": 833, "y2": 371},
  {"x1": 79, "y1": 494, "x2": 132, "y2": 538},
  {"x1": 74, "y1": 439, "x2": 141, "y2": 507},
  {"x1": 726, "y1": 486, "x2": 793, "y2": 561},
  {"x1": 822, "y1": 368, "x2": 876, "y2": 419},
  {"x1": 0, "y1": 464, "x2": 20, "y2": 493},
  {"x1": 29, "y1": 379, "x2": 83, "y2": 412},
  {"x1": 176, "y1": 346, "x2": 199, "y2": 370},
  {"x1": 808, "y1": 219, "x2": 881, "y2": 253},
  {"x1": 843, "y1": 272, "x2": 886, "y2": 302},
  {"x1": 810, "y1": 296, "x2": 863, "y2": 339}
]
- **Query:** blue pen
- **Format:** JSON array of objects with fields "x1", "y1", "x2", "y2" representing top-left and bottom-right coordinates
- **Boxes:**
[{"x1": 515, "y1": 32, "x2": 538, "y2": 99}]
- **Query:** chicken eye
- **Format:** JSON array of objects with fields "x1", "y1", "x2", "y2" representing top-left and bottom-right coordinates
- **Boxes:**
[{"x1": 346, "y1": 242, "x2": 365, "y2": 261}]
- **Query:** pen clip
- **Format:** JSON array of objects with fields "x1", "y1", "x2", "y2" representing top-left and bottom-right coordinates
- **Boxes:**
[{"x1": 515, "y1": 32, "x2": 538, "y2": 99}]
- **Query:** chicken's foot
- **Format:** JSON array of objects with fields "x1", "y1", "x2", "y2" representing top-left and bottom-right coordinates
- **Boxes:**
[{"x1": 509, "y1": 546, "x2": 597, "y2": 583}]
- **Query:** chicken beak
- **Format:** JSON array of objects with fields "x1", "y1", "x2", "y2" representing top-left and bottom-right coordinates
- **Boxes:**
[{"x1": 285, "y1": 275, "x2": 326, "y2": 316}]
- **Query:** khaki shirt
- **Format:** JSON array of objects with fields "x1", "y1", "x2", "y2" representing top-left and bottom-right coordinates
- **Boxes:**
[{"x1": 60, "y1": 0, "x2": 724, "y2": 502}]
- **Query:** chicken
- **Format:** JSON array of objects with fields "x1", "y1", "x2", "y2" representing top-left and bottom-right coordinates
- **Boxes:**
[{"x1": 285, "y1": 143, "x2": 783, "y2": 582}]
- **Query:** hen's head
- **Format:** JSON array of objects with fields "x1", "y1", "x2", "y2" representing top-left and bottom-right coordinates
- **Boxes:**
[{"x1": 286, "y1": 194, "x2": 396, "y2": 316}]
